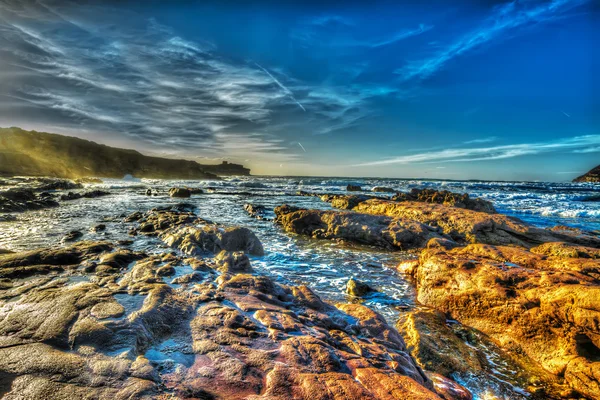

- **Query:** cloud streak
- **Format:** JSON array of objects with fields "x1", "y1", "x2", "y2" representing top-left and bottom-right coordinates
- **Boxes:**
[
  {"x1": 354, "y1": 135, "x2": 600, "y2": 166},
  {"x1": 396, "y1": 0, "x2": 590, "y2": 81}
]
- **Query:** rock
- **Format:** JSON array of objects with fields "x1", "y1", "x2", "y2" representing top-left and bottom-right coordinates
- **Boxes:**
[
  {"x1": 244, "y1": 203, "x2": 269, "y2": 220},
  {"x1": 274, "y1": 205, "x2": 441, "y2": 250},
  {"x1": 353, "y1": 199, "x2": 600, "y2": 248},
  {"x1": 398, "y1": 310, "x2": 482, "y2": 377},
  {"x1": 156, "y1": 265, "x2": 176, "y2": 276},
  {"x1": 90, "y1": 224, "x2": 106, "y2": 232},
  {"x1": 145, "y1": 188, "x2": 152, "y2": 196},
  {"x1": 0, "y1": 188, "x2": 59, "y2": 213},
  {"x1": 326, "y1": 194, "x2": 377, "y2": 210},
  {"x1": 62, "y1": 230, "x2": 84, "y2": 243},
  {"x1": 346, "y1": 184, "x2": 362, "y2": 192},
  {"x1": 215, "y1": 250, "x2": 252, "y2": 273},
  {"x1": 372, "y1": 186, "x2": 397, "y2": 193},
  {"x1": 574, "y1": 165, "x2": 600, "y2": 183},
  {"x1": 0, "y1": 235, "x2": 444, "y2": 399},
  {"x1": 60, "y1": 190, "x2": 110, "y2": 201},
  {"x1": 345, "y1": 278, "x2": 373, "y2": 297},
  {"x1": 171, "y1": 272, "x2": 203, "y2": 284},
  {"x1": 411, "y1": 242, "x2": 600, "y2": 398},
  {"x1": 158, "y1": 216, "x2": 265, "y2": 256},
  {"x1": 169, "y1": 188, "x2": 191, "y2": 198},
  {"x1": 392, "y1": 189, "x2": 496, "y2": 213}
]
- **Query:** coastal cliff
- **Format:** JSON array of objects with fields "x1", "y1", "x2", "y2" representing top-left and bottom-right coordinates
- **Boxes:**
[
  {"x1": 574, "y1": 165, "x2": 600, "y2": 183},
  {"x1": 0, "y1": 127, "x2": 250, "y2": 179}
]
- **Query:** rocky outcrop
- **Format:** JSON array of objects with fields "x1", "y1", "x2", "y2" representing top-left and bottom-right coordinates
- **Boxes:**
[
  {"x1": 274, "y1": 205, "x2": 441, "y2": 250},
  {"x1": 372, "y1": 186, "x2": 397, "y2": 193},
  {"x1": 346, "y1": 184, "x2": 362, "y2": 192},
  {"x1": 0, "y1": 229, "x2": 442, "y2": 399},
  {"x1": 408, "y1": 241, "x2": 600, "y2": 398},
  {"x1": 169, "y1": 188, "x2": 191, "y2": 198},
  {"x1": 0, "y1": 127, "x2": 249, "y2": 179},
  {"x1": 392, "y1": 189, "x2": 496, "y2": 213},
  {"x1": 574, "y1": 165, "x2": 600, "y2": 183},
  {"x1": 0, "y1": 188, "x2": 59, "y2": 213},
  {"x1": 60, "y1": 190, "x2": 110, "y2": 201},
  {"x1": 353, "y1": 199, "x2": 600, "y2": 248}
]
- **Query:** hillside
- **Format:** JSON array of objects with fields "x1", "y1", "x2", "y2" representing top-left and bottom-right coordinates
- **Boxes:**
[
  {"x1": 574, "y1": 165, "x2": 600, "y2": 183},
  {"x1": 0, "y1": 127, "x2": 250, "y2": 179}
]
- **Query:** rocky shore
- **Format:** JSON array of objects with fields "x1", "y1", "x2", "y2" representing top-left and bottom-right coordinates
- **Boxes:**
[{"x1": 2, "y1": 182, "x2": 600, "y2": 399}]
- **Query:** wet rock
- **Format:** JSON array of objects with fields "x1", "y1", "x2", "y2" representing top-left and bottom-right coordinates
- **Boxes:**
[
  {"x1": 353, "y1": 199, "x2": 600, "y2": 248},
  {"x1": 325, "y1": 194, "x2": 378, "y2": 210},
  {"x1": 392, "y1": 188, "x2": 496, "y2": 213},
  {"x1": 158, "y1": 212, "x2": 265, "y2": 256},
  {"x1": 156, "y1": 264, "x2": 175, "y2": 276},
  {"x1": 60, "y1": 190, "x2": 110, "y2": 201},
  {"x1": 346, "y1": 278, "x2": 373, "y2": 297},
  {"x1": 244, "y1": 203, "x2": 269, "y2": 220},
  {"x1": 398, "y1": 310, "x2": 483, "y2": 377},
  {"x1": 171, "y1": 272, "x2": 203, "y2": 284},
  {"x1": 145, "y1": 188, "x2": 152, "y2": 196},
  {"x1": 90, "y1": 224, "x2": 106, "y2": 232},
  {"x1": 372, "y1": 186, "x2": 397, "y2": 193},
  {"x1": 124, "y1": 211, "x2": 144, "y2": 222},
  {"x1": 411, "y1": 242, "x2": 600, "y2": 398},
  {"x1": 274, "y1": 205, "x2": 441, "y2": 250},
  {"x1": 0, "y1": 188, "x2": 59, "y2": 213},
  {"x1": 62, "y1": 230, "x2": 84, "y2": 243},
  {"x1": 215, "y1": 250, "x2": 252, "y2": 273},
  {"x1": 169, "y1": 188, "x2": 191, "y2": 198},
  {"x1": 346, "y1": 184, "x2": 362, "y2": 192}
]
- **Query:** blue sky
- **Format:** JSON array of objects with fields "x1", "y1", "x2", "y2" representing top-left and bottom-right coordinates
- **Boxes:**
[{"x1": 0, "y1": 0, "x2": 598, "y2": 180}]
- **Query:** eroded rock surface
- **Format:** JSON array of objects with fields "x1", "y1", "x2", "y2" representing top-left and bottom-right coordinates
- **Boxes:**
[
  {"x1": 274, "y1": 205, "x2": 441, "y2": 250},
  {"x1": 0, "y1": 236, "x2": 441, "y2": 399},
  {"x1": 409, "y1": 241, "x2": 600, "y2": 398},
  {"x1": 392, "y1": 189, "x2": 496, "y2": 213},
  {"x1": 353, "y1": 199, "x2": 600, "y2": 248}
]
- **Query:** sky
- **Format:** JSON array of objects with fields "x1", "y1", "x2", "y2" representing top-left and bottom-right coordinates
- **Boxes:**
[{"x1": 0, "y1": 0, "x2": 598, "y2": 181}]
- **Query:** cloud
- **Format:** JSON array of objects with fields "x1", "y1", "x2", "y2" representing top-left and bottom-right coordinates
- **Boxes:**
[
  {"x1": 463, "y1": 136, "x2": 497, "y2": 144},
  {"x1": 292, "y1": 15, "x2": 432, "y2": 49},
  {"x1": 396, "y1": 0, "x2": 590, "y2": 81},
  {"x1": 0, "y1": 0, "x2": 376, "y2": 162},
  {"x1": 354, "y1": 135, "x2": 600, "y2": 166}
]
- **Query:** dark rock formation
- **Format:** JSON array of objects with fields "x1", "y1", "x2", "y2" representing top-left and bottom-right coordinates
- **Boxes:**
[
  {"x1": 392, "y1": 188, "x2": 496, "y2": 213},
  {"x1": 60, "y1": 190, "x2": 110, "y2": 201},
  {"x1": 574, "y1": 165, "x2": 600, "y2": 183},
  {"x1": 353, "y1": 199, "x2": 600, "y2": 248},
  {"x1": 346, "y1": 184, "x2": 362, "y2": 192},
  {"x1": 0, "y1": 127, "x2": 249, "y2": 179},
  {"x1": 0, "y1": 188, "x2": 59, "y2": 213},
  {"x1": 169, "y1": 188, "x2": 191, "y2": 198},
  {"x1": 274, "y1": 205, "x2": 441, "y2": 250}
]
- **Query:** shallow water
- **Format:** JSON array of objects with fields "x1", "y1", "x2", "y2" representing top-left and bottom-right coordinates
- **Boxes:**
[{"x1": 2, "y1": 175, "x2": 600, "y2": 399}]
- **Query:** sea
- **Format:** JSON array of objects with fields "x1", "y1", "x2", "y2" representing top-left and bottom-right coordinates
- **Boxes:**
[{"x1": 2, "y1": 175, "x2": 600, "y2": 399}]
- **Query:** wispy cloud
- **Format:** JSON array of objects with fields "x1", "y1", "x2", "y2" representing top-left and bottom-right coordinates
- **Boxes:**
[
  {"x1": 354, "y1": 135, "x2": 600, "y2": 166},
  {"x1": 0, "y1": 1, "x2": 377, "y2": 161},
  {"x1": 396, "y1": 0, "x2": 590, "y2": 81},
  {"x1": 292, "y1": 15, "x2": 432, "y2": 49},
  {"x1": 464, "y1": 136, "x2": 497, "y2": 144}
]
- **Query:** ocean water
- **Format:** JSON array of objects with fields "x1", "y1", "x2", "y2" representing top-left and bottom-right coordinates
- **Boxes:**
[{"x1": 2, "y1": 175, "x2": 600, "y2": 399}]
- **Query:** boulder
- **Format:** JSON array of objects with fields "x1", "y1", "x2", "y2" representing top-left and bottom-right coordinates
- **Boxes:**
[
  {"x1": 274, "y1": 205, "x2": 441, "y2": 250},
  {"x1": 411, "y1": 241, "x2": 600, "y2": 398},
  {"x1": 372, "y1": 186, "x2": 397, "y2": 193},
  {"x1": 392, "y1": 188, "x2": 496, "y2": 213},
  {"x1": 346, "y1": 184, "x2": 362, "y2": 192},
  {"x1": 345, "y1": 278, "x2": 373, "y2": 297},
  {"x1": 169, "y1": 188, "x2": 191, "y2": 198},
  {"x1": 353, "y1": 199, "x2": 600, "y2": 248}
]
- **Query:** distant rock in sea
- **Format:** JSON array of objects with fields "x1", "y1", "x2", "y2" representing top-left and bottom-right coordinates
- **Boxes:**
[
  {"x1": 574, "y1": 165, "x2": 600, "y2": 183},
  {"x1": 0, "y1": 127, "x2": 250, "y2": 179}
]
